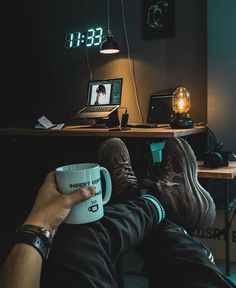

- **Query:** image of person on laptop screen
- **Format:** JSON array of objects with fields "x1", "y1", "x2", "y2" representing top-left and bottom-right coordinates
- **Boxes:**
[{"x1": 92, "y1": 84, "x2": 111, "y2": 105}]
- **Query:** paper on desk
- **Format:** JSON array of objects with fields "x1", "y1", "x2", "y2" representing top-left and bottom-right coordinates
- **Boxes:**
[
  {"x1": 51, "y1": 123, "x2": 65, "y2": 130},
  {"x1": 35, "y1": 116, "x2": 65, "y2": 130}
]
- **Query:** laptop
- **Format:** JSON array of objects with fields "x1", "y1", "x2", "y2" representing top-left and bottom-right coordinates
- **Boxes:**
[
  {"x1": 71, "y1": 78, "x2": 123, "y2": 119},
  {"x1": 128, "y1": 93, "x2": 174, "y2": 128}
]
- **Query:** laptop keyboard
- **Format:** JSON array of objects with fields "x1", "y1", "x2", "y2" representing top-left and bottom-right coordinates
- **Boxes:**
[{"x1": 82, "y1": 106, "x2": 115, "y2": 113}]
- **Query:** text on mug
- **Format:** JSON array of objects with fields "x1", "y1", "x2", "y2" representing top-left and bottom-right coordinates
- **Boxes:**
[{"x1": 69, "y1": 178, "x2": 101, "y2": 189}]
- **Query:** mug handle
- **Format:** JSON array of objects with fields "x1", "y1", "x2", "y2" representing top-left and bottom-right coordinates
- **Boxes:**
[{"x1": 100, "y1": 166, "x2": 112, "y2": 205}]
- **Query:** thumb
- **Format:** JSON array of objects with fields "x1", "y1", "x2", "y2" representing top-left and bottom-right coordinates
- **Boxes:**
[{"x1": 68, "y1": 186, "x2": 96, "y2": 205}]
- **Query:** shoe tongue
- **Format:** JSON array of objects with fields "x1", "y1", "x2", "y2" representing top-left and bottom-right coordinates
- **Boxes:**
[{"x1": 116, "y1": 151, "x2": 129, "y2": 162}]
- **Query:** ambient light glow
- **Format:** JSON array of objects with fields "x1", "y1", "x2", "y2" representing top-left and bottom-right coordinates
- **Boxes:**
[{"x1": 65, "y1": 27, "x2": 104, "y2": 49}]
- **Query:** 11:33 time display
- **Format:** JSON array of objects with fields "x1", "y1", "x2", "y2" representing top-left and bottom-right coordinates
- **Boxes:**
[{"x1": 65, "y1": 27, "x2": 104, "y2": 49}]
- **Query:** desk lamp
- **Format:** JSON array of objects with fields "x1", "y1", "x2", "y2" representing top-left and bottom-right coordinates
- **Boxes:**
[
  {"x1": 170, "y1": 87, "x2": 194, "y2": 129},
  {"x1": 100, "y1": 0, "x2": 119, "y2": 54}
]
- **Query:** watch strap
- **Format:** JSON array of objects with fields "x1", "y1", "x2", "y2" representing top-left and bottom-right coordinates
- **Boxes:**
[
  {"x1": 15, "y1": 230, "x2": 50, "y2": 260},
  {"x1": 18, "y1": 224, "x2": 53, "y2": 245}
]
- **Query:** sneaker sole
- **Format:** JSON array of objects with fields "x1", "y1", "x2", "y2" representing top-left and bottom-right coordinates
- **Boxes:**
[{"x1": 168, "y1": 137, "x2": 216, "y2": 229}]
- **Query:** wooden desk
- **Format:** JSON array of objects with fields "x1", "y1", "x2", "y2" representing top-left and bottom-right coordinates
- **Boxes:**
[
  {"x1": 197, "y1": 161, "x2": 236, "y2": 276},
  {"x1": 198, "y1": 161, "x2": 236, "y2": 180},
  {"x1": 0, "y1": 125, "x2": 206, "y2": 138}
]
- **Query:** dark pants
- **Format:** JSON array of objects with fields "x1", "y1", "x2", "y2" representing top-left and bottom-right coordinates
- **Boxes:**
[
  {"x1": 139, "y1": 220, "x2": 235, "y2": 288},
  {"x1": 42, "y1": 197, "x2": 235, "y2": 288}
]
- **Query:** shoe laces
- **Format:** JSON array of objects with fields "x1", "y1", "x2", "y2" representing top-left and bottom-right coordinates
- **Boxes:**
[
  {"x1": 158, "y1": 154, "x2": 179, "y2": 187},
  {"x1": 113, "y1": 159, "x2": 138, "y2": 195},
  {"x1": 158, "y1": 178, "x2": 179, "y2": 187}
]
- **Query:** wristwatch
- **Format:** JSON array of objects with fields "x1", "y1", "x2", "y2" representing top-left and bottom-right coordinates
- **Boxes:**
[{"x1": 15, "y1": 224, "x2": 53, "y2": 260}]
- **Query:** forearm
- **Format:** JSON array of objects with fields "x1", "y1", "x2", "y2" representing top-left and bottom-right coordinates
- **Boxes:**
[
  {"x1": 0, "y1": 243, "x2": 42, "y2": 288},
  {"x1": 0, "y1": 172, "x2": 94, "y2": 288}
]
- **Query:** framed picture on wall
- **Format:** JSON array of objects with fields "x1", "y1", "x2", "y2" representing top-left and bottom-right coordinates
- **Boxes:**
[{"x1": 143, "y1": 0, "x2": 175, "y2": 39}]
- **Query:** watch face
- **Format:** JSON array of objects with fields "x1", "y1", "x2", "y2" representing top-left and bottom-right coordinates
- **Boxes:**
[{"x1": 40, "y1": 227, "x2": 52, "y2": 241}]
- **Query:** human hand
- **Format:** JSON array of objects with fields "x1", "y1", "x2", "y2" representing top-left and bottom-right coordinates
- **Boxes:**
[{"x1": 24, "y1": 171, "x2": 95, "y2": 236}]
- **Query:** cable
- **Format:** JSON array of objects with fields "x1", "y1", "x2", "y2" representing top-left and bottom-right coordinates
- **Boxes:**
[
  {"x1": 231, "y1": 152, "x2": 236, "y2": 160},
  {"x1": 205, "y1": 124, "x2": 223, "y2": 151},
  {"x1": 119, "y1": 105, "x2": 128, "y2": 114},
  {"x1": 85, "y1": 46, "x2": 93, "y2": 80},
  {"x1": 120, "y1": 0, "x2": 143, "y2": 123},
  {"x1": 194, "y1": 121, "x2": 223, "y2": 151},
  {"x1": 81, "y1": 0, "x2": 93, "y2": 80},
  {"x1": 107, "y1": 0, "x2": 110, "y2": 30}
]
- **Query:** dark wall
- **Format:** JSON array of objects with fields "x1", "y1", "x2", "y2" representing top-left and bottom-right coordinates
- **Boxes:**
[
  {"x1": 208, "y1": 0, "x2": 236, "y2": 153},
  {"x1": 207, "y1": 0, "x2": 236, "y2": 201},
  {"x1": 3, "y1": 0, "x2": 207, "y2": 127}
]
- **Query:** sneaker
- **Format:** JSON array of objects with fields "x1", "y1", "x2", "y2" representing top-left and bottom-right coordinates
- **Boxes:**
[
  {"x1": 97, "y1": 138, "x2": 139, "y2": 203},
  {"x1": 148, "y1": 137, "x2": 216, "y2": 230}
]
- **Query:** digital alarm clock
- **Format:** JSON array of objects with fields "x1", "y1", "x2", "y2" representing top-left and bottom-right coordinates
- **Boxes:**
[{"x1": 65, "y1": 27, "x2": 104, "y2": 49}]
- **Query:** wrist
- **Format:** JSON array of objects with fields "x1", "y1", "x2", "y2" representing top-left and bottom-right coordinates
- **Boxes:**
[
  {"x1": 15, "y1": 224, "x2": 53, "y2": 260},
  {"x1": 24, "y1": 216, "x2": 56, "y2": 236}
]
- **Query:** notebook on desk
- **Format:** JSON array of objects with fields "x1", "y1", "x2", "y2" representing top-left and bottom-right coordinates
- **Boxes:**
[
  {"x1": 71, "y1": 78, "x2": 123, "y2": 119},
  {"x1": 128, "y1": 93, "x2": 174, "y2": 128}
]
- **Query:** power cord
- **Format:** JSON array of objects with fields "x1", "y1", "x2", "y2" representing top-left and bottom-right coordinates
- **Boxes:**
[
  {"x1": 194, "y1": 122, "x2": 223, "y2": 151},
  {"x1": 120, "y1": 0, "x2": 143, "y2": 123},
  {"x1": 85, "y1": 45, "x2": 93, "y2": 81}
]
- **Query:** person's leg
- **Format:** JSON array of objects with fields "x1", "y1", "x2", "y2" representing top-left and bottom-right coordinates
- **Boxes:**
[
  {"x1": 138, "y1": 137, "x2": 235, "y2": 287},
  {"x1": 42, "y1": 196, "x2": 164, "y2": 288},
  {"x1": 99, "y1": 137, "x2": 232, "y2": 288},
  {"x1": 98, "y1": 136, "x2": 216, "y2": 231},
  {"x1": 139, "y1": 220, "x2": 236, "y2": 288},
  {"x1": 142, "y1": 136, "x2": 216, "y2": 231}
]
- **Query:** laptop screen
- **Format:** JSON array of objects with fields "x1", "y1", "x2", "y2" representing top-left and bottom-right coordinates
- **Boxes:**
[{"x1": 86, "y1": 78, "x2": 122, "y2": 106}]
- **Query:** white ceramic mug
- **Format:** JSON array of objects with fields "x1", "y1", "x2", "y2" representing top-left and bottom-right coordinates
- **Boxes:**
[{"x1": 55, "y1": 163, "x2": 112, "y2": 224}]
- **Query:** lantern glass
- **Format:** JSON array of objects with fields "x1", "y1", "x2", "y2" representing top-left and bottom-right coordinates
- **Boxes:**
[{"x1": 172, "y1": 87, "x2": 191, "y2": 114}]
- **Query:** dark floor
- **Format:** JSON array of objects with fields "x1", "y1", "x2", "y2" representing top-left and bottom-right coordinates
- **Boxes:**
[{"x1": 122, "y1": 251, "x2": 236, "y2": 288}]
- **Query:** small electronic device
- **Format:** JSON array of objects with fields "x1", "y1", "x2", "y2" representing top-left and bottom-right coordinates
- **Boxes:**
[
  {"x1": 71, "y1": 78, "x2": 122, "y2": 120},
  {"x1": 128, "y1": 93, "x2": 174, "y2": 128},
  {"x1": 121, "y1": 111, "x2": 129, "y2": 128},
  {"x1": 147, "y1": 93, "x2": 174, "y2": 125}
]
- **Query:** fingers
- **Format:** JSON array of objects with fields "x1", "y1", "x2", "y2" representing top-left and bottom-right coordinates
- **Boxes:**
[{"x1": 43, "y1": 171, "x2": 96, "y2": 206}]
